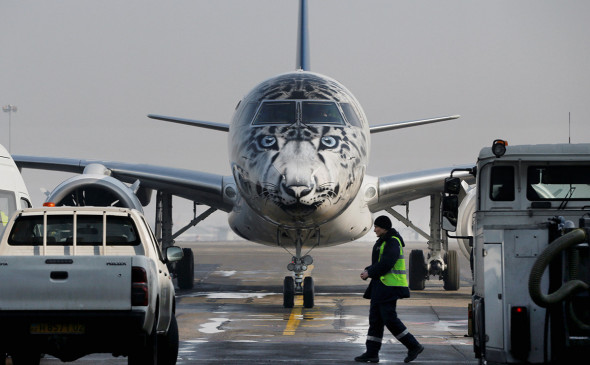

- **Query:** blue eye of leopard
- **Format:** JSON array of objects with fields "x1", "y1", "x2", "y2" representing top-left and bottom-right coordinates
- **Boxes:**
[
  {"x1": 259, "y1": 135, "x2": 277, "y2": 149},
  {"x1": 320, "y1": 136, "x2": 339, "y2": 149}
]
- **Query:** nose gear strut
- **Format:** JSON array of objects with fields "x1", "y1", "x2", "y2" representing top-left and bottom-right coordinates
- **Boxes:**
[{"x1": 281, "y1": 229, "x2": 318, "y2": 308}]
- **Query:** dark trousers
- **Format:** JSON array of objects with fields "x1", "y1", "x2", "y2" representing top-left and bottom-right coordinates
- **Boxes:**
[
  {"x1": 365, "y1": 299, "x2": 420, "y2": 354},
  {"x1": 368, "y1": 299, "x2": 407, "y2": 341}
]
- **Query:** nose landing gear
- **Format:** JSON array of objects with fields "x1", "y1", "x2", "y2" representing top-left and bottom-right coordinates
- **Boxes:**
[{"x1": 283, "y1": 255, "x2": 315, "y2": 308}]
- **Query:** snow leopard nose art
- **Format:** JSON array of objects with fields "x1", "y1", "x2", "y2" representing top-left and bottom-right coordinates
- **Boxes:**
[{"x1": 283, "y1": 181, "x2": 313, "y2": 199}]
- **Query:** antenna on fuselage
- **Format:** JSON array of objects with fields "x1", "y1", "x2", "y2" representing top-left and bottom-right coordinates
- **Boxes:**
[{"x1": 297, "y1": 0, "x2": 310, "y2": 71}]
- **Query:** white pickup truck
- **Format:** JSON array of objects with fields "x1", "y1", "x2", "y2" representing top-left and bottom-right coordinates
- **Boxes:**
[{"x1": 0, "y1": 206, "x2": 183, "y2": 365}]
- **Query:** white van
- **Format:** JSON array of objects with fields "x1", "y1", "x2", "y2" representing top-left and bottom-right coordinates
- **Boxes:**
[{"x1": 0, "y1": 144, "x2": 31, "y2": 239}]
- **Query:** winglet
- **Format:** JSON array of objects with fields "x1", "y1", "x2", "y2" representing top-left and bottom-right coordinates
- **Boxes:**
[{"x1": 297, "y1": 0, "x2": 310, "y2": 71}]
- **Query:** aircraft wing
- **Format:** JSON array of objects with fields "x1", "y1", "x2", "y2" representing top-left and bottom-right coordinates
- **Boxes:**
[
  {"x1": 13, "y1": 155, "x2": 235, "y2": 212},
  {"x1": 368, "y1": 164, "x2": 475, "y2": 213}
]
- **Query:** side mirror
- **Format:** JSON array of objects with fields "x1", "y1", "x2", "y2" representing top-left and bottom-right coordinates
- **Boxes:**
[
  {"x1": 166, "y1": 246, "x2": 184, "y2": 263},
  {"x1": 441, "y1": 195, "x2": 458, "y2": 232},
  {"x1": 444, "y1": 177, "x2": 462, "y2": 195}
]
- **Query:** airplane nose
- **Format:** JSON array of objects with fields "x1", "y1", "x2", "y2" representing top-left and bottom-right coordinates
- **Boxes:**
[{"x1": 283, "y1": 184, "x2": 313, "y2": 198}]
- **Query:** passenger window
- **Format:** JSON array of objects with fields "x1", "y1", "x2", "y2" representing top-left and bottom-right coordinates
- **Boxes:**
[
  {"x1": 252, "y1": 101, "x2": 296, "y2": 125},
  {"x1": 105, "y1": 216, "x2": 140, "y2": 246},
  {"x1": 301, "y1": 101, "x2": 344, "y2": 125},
  {"x1": 490, "y1": 166, "x2": 515, "y2": 201}
]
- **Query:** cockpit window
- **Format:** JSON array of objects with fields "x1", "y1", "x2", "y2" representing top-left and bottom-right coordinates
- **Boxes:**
[
  {"x1": 252, "y1": 101, "x2": 297, "y2": 125},
  {"x1": 251, "y1": 100, "x2": 347, "y2": 126},
  {"x1": 302, "y1": 101, "x2": 344, "y2": 125},
  {"x1": 340, "y1": 103, "x2": 363, "y2": 128}
]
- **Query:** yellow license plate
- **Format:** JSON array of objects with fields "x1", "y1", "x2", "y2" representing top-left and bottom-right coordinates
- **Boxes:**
[{"x1": 30, "y1": 323, "x2": 85, "y2": 334}]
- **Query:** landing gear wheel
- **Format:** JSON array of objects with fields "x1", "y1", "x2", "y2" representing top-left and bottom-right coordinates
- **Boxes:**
[
  {"x1": 409, "y1": 249, "x2": 426, "y2": 290},
  {"x1": 177, "y1": 248, "x2": 195, "y2": 290},
  {"x1": 443, "y1": 250, "x2": 460, "y2": 290},
  {"x1": 303, "y1": 276, "x2": 314, "y2": 308},
  {"x1": 283, "y1": 276, "x2": 295, "y2": 308}
]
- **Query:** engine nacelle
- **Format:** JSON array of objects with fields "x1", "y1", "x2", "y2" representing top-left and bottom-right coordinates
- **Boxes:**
[
  {"x1": 46, "y1": 164, "x2": 144, "y2": 213},
  {"x1": 456, "y1": 186, "x2": 476, "y2": 259}
]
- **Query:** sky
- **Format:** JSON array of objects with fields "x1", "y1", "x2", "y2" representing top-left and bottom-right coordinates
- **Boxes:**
[{"x1": 1, "y1": 0, "x2": 590, "y2": 240}]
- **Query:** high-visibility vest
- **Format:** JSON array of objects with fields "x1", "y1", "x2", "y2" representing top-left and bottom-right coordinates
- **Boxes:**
[
  {"x1": 0, "y1": 211, "x2": 8, "y2": 227},
  {"x1": 378, "y1": 236, "x2": 408, "y2": 287}
]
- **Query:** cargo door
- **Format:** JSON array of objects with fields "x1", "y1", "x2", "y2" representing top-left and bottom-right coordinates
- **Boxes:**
[{"x1": 0, "y1": 256, "x2": 132, "y2": 311}]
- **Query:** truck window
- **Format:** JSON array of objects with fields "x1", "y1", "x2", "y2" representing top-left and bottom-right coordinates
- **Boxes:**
[
  {"x1": 490, "y1": 166, "x2": 515, "y2": 201},
  {"x1": 8, "y1": 214, "x2": 140, "y2": 246},
  {"x1": 527, "y1": 165, "x2": 590, "y2": 200},
  {"x1": 0, "y1": 190, "x2": 17, "y2": 239}
]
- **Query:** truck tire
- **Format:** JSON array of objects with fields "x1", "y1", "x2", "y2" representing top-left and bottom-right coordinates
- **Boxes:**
[
  {"x1": 409, "y1": 249, "x2": 426, "y2": 290},
  {"x1": 129, "y1": 320, "x2": 158, "y2": 365},
  {"x1": 157, "y1": 315, "x2": 179, "y2": 365},
  {"x1": 177, "y1": 248, "x2": 195, "y2": 290},
  {"x1": 443, "y1": 250, "x2": 460, "y2": 290}
]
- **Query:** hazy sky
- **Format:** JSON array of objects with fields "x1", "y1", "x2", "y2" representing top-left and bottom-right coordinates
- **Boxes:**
[{"x1": 2, "y1": 0, "x2": 589, "y2": 238}]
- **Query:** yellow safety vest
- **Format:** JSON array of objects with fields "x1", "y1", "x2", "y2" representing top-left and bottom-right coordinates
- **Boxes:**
[
  {"x1": 0, "y1": 211, "x2": 8, "y2": 227},
  {"x1": 378, "y1": 236, "x2": 408, "y2": 287}
]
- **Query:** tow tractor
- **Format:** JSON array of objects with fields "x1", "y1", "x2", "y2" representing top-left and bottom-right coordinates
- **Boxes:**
[{"x1": 442, "y1": 140, "x2": 590, "y2": 364}]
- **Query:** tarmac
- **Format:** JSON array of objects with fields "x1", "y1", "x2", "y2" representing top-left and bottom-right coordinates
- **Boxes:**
[{"x1": 29, "y1": 239, "x2": 478, "y2": 364}]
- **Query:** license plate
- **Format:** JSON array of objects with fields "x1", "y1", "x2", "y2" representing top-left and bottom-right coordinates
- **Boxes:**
[{"x1": 30, "y1": 323, "x2": 85, "y2": 334}]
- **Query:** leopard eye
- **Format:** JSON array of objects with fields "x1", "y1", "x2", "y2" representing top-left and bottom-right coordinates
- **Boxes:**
[
  {"x1": 258, "y1": 135, "x2": 277, "y2": 149},
  {"x1": 320, "y1": 136, "x2": 339, "y2": 149}
]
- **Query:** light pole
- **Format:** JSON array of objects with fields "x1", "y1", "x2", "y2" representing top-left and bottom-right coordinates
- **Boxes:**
[{"x1": 2, "y1": 104, "x2": 17, "y2": 153}]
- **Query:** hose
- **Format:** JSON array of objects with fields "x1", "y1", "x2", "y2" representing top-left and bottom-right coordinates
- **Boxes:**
[{"x1": 528, "y1": 229, "x2": 589, "y2": 308}]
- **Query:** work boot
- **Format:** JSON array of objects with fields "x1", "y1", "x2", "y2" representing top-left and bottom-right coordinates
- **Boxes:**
[
  {"x1": 354, "y1": 352, "x2": 379, "y2": 363},
  {"x1": 404, "y1": 344, "x2": 424, "y2": 363},
  {"x1": 355, "y1": 339, "x2": 381, "y2": 363}
]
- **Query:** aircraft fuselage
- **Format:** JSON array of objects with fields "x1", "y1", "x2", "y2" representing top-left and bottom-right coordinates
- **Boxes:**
[{"x1": 228, "y1": 71, "x2": 375, "y2": 247}]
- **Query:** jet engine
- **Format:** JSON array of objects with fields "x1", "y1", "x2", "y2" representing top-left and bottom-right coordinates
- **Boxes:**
[
  {"x1": 456, "y1": 185, "x2": 476, "y2": 259},
  {"x1": 45, "y1": 164, "x2": 148, "y2": 213}
]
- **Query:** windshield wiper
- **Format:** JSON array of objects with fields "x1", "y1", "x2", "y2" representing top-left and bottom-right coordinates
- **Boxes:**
[{"x1": 558, "y1": 185, "x2": 576, "y2": 210}]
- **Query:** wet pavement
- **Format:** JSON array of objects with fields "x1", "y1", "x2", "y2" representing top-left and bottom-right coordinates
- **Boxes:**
[{"x1": 31, "y1": 240, "x2": 477, "y2": 364}]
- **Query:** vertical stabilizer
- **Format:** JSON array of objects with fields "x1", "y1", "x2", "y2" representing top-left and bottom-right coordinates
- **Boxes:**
[{"x1": 296, "y1": 0, "x2": 310, "y2": 71}]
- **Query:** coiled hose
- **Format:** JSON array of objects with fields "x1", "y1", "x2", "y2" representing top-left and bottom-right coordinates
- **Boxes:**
[{"x1": 528, "y1": 228, "x2": 589, "y2": 308}]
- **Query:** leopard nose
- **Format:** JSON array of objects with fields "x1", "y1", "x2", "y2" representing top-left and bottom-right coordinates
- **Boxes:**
[{"x1": 283, "y1": 184, "x2": 313, "y2": 198}]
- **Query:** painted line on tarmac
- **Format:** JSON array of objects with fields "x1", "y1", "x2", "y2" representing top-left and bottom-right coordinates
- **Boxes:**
[
  {"x1": 282, "y1": 265, "x2": 314, "y2": 336},
  {"x1": 282, "y1": 295, "x2": 304, "y2": 335}
]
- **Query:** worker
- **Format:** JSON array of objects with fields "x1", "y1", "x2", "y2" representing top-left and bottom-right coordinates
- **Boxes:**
[
  {"x1": 1, "y1": 210, "x2": 8, "y2": 227},
  {"x1": 355, "y1": 215, "x2": 424, "y2": 363}
]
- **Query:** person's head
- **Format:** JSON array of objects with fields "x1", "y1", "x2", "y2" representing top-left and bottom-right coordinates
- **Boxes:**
[{"x1": 373, "y1": 215, "x2": 392, "y2": 237}]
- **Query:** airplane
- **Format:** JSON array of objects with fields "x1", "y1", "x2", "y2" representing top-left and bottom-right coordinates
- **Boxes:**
[{"x1": 13, "y1": 0, "x2": 475, "y2": 308}]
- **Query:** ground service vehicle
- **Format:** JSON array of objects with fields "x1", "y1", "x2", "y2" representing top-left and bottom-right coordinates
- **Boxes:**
[
  {"x1": 443, "y1": 140, "x2": 590, "y2": 364},
  {"x1": 0, "y1": 206, "x2": 184, "y2": 365}
]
